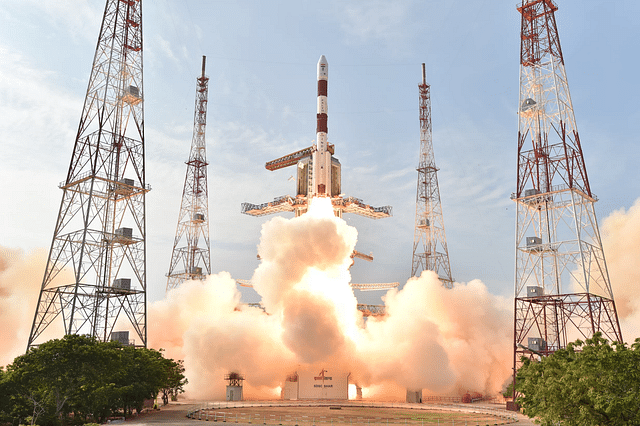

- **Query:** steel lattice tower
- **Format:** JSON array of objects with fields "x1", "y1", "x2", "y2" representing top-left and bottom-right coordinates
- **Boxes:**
[
  {"x1": 411, "y1": 64, "x2": 453, "y2": 288},
  {"x1": 166, "y1": 56, "x2": 211, "y2": 292},
  {"x1": 512, "y1": 0, "x2": 622, "y2": 391},
  {"x1": 28, "y1": 0, "x2": 148, "y2": 349}
]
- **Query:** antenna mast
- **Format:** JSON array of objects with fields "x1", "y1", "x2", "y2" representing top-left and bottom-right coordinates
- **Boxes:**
[
  {"x1": 511, "y1": 0, "x2": 622, "y2": 400},
  {"x1": 166, "y1": 56, "x2": 212, "y2": 291},
  {"x1": 28, "y1": 0, "x2": 148, "y2": 348},
  {"x1": 411, "y1": 63, "x2": 453, "y2": 287}
]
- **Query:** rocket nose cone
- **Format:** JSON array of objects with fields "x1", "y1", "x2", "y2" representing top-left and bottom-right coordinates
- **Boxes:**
[{"x1": 317, "y1": 55, "x2": 328, "y2": 79}]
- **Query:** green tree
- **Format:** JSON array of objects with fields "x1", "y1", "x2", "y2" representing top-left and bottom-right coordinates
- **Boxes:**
[
  {"x1": 0, "y1": 335, "x2": 188, "y2": 426},
  {"x1": 516, "y1": 332, "x2": 640, "y2": 425},
  {"x1": 116, "y1": 346, "x2": 168, "y2": 414},
  {"x1": 3, "y1": 335, "x2": 122, "y2": 424},
  {"x1": 159, "y1": 357, "x2": 188, "y2": 405}
]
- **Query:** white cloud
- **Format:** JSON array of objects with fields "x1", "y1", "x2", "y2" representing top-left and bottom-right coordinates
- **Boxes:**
[
  {"x1": 0, "y1": 44, "x2": 81, "y2": 250},
  {"x1": 22, "y1": 0, "x2": 101, "y2": 42},
  {"x1": 331, "y1": 0, "x2": 418, "y2": 53},
  {"x1": 155, "y1": 34, "x2": 180, "y2": 65}
]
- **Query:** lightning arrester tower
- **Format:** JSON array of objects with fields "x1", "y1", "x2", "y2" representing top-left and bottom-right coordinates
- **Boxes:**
[
  {"x1": 411, "y1": 64, "x2": 453, "y2": 288},
  {"x1": 512, "y1": 0, "x2": 622, "y2": 392},
  {"x1": 166, "y1": 56, "x2": 212, "y2": 292},
  {"x1": 28, "y1": 0, "x2": 148, "y2": 349}
]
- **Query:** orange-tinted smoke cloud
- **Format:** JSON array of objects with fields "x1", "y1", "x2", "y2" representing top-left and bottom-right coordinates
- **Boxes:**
[
  {"x1": 0, "y1": 247, "x2": 47, "y2": 366},
  {"x1": 150, "y1": 198, "x2": 513, "y2": 400},
  {"x1": 601, "y1": 198, "x2": 640, "y2": 339},
  {"x1": 3, "y1": 197, "x2": 638, "y2": 396}
]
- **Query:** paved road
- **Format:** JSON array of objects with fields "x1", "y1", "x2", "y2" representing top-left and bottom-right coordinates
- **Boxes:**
[
  {"x1": 121, "y1": 401, "x2": 538, "y2": 426},
  {"x1": 120, "y1": 401, "x2": 201, "y2": 425}
]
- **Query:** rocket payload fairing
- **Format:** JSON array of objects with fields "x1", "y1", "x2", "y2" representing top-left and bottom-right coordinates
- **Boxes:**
[
  {"x1": 241, "y1": 55, "x2": 391, "y2": 219},
  {"x1": 313, "y1": 55, "x2": 330, "y2": 197}
]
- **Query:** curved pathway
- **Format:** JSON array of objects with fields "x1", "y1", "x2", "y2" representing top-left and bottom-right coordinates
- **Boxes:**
[{"x1": 122, "y1": 400, "x2": 538, "y2": 426}]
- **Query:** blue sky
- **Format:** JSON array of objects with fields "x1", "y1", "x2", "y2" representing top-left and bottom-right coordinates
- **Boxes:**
[{"x1": 1, "y1": 0, "x2": 638, "y2": 305}]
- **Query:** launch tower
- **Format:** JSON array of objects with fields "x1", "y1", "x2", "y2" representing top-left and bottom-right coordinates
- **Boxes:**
[
  {"x1": 28, "y1": 0, "x2": 148, "y2": 349},
  {"x1": 166, "y1": 56, "x2": 212, "y2": 292},
  {"x1": 511, "y1": 0, "x2": 621, "y2": 395},
  {"x1": 411, "y1": 64, "x2": 453, "y2": 288}
]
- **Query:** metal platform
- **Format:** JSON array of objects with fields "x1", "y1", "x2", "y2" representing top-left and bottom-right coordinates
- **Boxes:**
[{"x1": 241, "y1": 195, "x2": 392, "y2": 219}]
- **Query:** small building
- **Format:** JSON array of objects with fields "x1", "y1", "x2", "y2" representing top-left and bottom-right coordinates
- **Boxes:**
[
  {"x1": 406, "y1": 389, "x2": 422, "y2": 403},
  {"x1": 283, "y1": 368, "x2": 350, "y2": 400},
  {"x1": 282, "y1": 373, "x2": 299, "y2": 400},
  {"x1": 225, "y1": 372, "x2": 245, "y2": 401}
]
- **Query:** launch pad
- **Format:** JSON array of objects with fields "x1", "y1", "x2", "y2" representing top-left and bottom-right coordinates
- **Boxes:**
[{"x1": 187, "y1": 401, "x2": 516, "y2": 425}]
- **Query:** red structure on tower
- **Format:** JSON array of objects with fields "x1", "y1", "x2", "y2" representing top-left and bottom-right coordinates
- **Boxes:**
[
  {"x1": 511, "y1": 0, "x2": 622, "y2": 401},
  {"x1": 28, "y1": 0, "x2": 148, "y2": 349},
  {"x1": 166, "y1": 56, "x2": 212, "y2": 292}
]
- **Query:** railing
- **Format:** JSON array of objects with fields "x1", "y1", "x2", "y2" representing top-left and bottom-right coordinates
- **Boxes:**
[
  {"x1": 59, "y1": 170, "x2": 151, "y2": 192},
  {"x1": 511, "y1": 183, "x2": 597, "y2": 202}
]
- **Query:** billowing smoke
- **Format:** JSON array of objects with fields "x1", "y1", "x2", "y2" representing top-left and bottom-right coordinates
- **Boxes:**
[
  {"x1": 150, "y1": 198, "x2": 513, "y2": 400},
  {"x1": 0, "y1": 247, "x2": 48, "y2": 366},
  {"x1": 601, "y1": 199, "x2": 640, "y2": 339},
  {"x1": 11, "y1": 197, "x2": 639, "y2": 399}
]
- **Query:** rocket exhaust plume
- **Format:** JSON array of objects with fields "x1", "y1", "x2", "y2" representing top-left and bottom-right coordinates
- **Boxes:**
[
  {"x1": 10, "y1": 197, "x2": 640, "y2": 398},
  {"x1": 601, "y1": 199, "x2": 640, "y2": 338},
  {"x1": 0, "y1": 247, "x2": 72, "y2": 365},
  {"x1": 151, "y1": 198, "x2": 514, "y2": 400}
]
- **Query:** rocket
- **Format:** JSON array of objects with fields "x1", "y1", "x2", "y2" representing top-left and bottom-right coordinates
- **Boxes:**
[
  {"x1": 242, "y1": 54, "x2": 391, "y2": 219},
  {"x1": 313, "y1": 55, "x2": 331, "y2": 197}
]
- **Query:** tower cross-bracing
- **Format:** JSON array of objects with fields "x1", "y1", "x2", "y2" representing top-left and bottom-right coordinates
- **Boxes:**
[
  {"x1": 166, "y1": 56, "x2": 212, "y2": 292},
  {"x1": 411, "y1": 64, "x2": 453, "y2": 288},
  {"x1": 28, "y1": 0, "x2": 148, "y2": 349},
  {"x1": 511, "y1": 0, "x2": 622, "y2": 396}
]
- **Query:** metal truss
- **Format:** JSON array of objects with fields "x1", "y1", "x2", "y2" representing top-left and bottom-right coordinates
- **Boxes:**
[
  {"x1": 166, "y1": 57, "x2": 212, "y2": 292},
  {"x1": 515, "y1": 293, "x2": 621, "y2": 358},
  {"x1": 511, "y1": 0, "x2": 622, "y2": 402},
  {"x1": 241, "y1": 195, "x2": 392, "y2": 219},
  {"x1": 28, "y1": 0, "x2": 148, "y2": 349},
  {"x1": 411, "y1": 64, "x2": 453, "y2": 288},
  {"x1": 514, "y1": 187, "x2": 613, "y2": 298},
  {"x1": 237, "y1": 279, "x2": 398, "y2": 292},
  {"x1": 357, "y1": 304, "x2": 386, "y2": 318}
]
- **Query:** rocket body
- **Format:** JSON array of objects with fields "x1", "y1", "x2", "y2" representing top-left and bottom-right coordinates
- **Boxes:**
[{"x1": 313, "y1": 55, "x2": 331, "y2": 197}]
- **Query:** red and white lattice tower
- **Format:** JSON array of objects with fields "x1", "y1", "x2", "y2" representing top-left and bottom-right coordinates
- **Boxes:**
[
  {"x1": 411, "y1": 64, "x2": 453, "y2": 288},
  {"x1": 28, "y1": 0, "x2": 148, "y2": 349},
  {"x1": 166, "y1": 56, "x2": 212, "y2": 292},
  {"x1": 512, "y1": 0, "x2": 622, "y2": 391}
]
